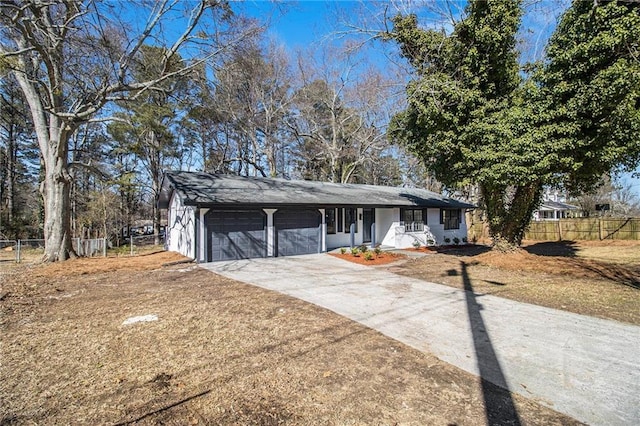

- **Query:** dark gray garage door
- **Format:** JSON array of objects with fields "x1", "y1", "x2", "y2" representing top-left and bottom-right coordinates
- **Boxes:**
[
  {"x1": 275, "y1": 209, "x2": 321, "y2": 257},
  {"x1": 205, "y1": 210, "x2": 267, "y2": 261}
]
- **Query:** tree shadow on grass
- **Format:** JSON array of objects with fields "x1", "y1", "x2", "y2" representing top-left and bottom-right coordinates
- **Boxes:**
[
  {"x1": 435, "y1": 244, "x2": 492, "y2": 257},
  {"x1": 524, "y1": 241, "x2": 639, "y2": 289},
  {"x1": 522, "y1": 241, "x2": 579, "y2": 257}
]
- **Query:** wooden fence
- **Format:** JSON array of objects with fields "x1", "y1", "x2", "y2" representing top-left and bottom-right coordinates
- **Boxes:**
[{"x1": 468, "y1": 218, "x2": 640, "y2": 242}]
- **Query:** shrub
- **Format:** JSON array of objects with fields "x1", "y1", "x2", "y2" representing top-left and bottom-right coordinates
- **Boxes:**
[
  {"x1": 412, "y1": 240, "x2": 421, "y2": 249},
  {"x1": 351, "y1": 247, "x2": 360, "y2": 256},
  {"x1": 426, "y1": 238, "x2": 435, "y2": 246},
  {"x1": 359, "y1": 244, "x2": 368, "y2": 253},
  {"x1": 453, "y1": 237, "x2": 460, "y2": 245},
  {"x1": 444, "y1": 237, "x2": 451, "y2": 244},
  {"x1": 340, "y1": 247, "x2": 347, "y2": 254},
  {"x1": 462, "y1": 237, "x2": 468, "y2": 244},
  {"x1": 374, "y1": 246, "x2": 382, "y2": 256},
  {"x1": 364, "y1": 251, "x2": 374, "y2": 261}
]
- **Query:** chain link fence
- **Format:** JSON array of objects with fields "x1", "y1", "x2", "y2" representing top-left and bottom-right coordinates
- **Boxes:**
[
  {"x1": 0, "y1": 234, "x2": 165, "y2": 263},
  {"x1": 128, "y1": 234, "x2": 165, "y2": 256},
  {"x1": 0, "y1": 240, "x2": 18, "y2": 263}
]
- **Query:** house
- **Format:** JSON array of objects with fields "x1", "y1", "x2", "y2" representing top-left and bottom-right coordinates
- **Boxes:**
[
  {"x1": 158, "y1": 171, "x2": 474, "y2": 262},
  {"x1": 532, "y1": 189, "x2": 581, "y2": 221},
  {"x1": 532, "y1": 200, "x2": 581, "y2": 221}
]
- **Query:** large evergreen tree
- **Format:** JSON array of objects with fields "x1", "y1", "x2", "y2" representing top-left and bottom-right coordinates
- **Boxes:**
[
  {"x1": 388, "y1": 0, "x2": 640, "y2": 249},
  {"x1": 388, "y1": 0, "x2": 544, "y2": 248},
  {"x1": 535, "y1": 0, "x2": 640, "y2": 193}
]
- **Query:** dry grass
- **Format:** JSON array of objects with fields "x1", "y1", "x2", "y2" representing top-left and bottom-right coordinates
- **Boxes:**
[
  {"x1": 1, "y1": 252, "x2": 577, "y2": 425},
  {"x1": 392, "y1": 240, "x2": 640, "y2": 325}
]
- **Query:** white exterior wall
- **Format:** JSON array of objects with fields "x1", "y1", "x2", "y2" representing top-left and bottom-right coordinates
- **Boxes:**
[
  {"x1": 166, "y1": 199, "x2": 469, "y2": 259},
  {"x1": 380, "y1": 208, "x2": 400, "y2": 247},
  {"x1": 394, "y1": 225, "x2": 433, "y2": 248},
  {"x1": 426, "y1": 208, "x2": 468, "y2": 244},
  {"x1": 326, "y1": 208, "x2": 364, "y2": 249},
  {"x1": 166, "y1": 192, "x2": 196, "y2": 259},
  {"x1": 380, "y1": 207, "x2": 469, "y2": 248}
]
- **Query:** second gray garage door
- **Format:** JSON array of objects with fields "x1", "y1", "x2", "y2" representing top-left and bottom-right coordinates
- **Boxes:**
[
  {"x1": 275, "y1": 209, "x2": 321, "y2": 257},
  {"x1": 206, "y1": 210, "x2": 267, "y2": 261}
]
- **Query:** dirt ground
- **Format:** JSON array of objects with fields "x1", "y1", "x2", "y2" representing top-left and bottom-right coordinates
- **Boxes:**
[
  {"x1": 0, "y1": 252, "x2": 580, "y2": 425},
  {"x1": 391, "y1": 240, "x2": 640, "y2": 325}
]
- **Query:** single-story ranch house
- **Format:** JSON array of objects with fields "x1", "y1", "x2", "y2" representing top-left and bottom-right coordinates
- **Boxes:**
[{"x1": 159, "y1": 171, "x2": 474, "y2": 262}]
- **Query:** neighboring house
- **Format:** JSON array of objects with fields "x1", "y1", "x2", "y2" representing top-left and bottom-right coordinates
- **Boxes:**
[
  {"x1": 532, "y1": 189, "x2": 581, "y2": 221},
  {"x1": 533, "y1": 200, "x2": 581, "y2": 221},
  {"x1": 158, "y1": 171, "x2": 474, "y2": 262}
]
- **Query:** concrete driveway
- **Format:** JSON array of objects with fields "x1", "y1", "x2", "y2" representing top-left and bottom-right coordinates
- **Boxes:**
[{"x1": 201, "y1": 254, "x2": 640, "y2": 426}]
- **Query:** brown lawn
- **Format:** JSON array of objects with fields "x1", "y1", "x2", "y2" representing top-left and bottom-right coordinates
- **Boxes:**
[
  {"x1": 390, "y1": 240, "x2": 640, "y2": 325},
  {"x1": 0, "y1": 252, "x2": 578, "y2": 425}
]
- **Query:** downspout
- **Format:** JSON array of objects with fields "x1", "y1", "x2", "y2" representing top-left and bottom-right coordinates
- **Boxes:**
[{"x1": 194, "y1": 208, "x2": 200, "y2": 262}]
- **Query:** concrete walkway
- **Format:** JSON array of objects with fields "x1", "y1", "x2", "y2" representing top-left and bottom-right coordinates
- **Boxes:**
[{"x1": 201, "y1": 254, "x2": 640, "y2": 426}]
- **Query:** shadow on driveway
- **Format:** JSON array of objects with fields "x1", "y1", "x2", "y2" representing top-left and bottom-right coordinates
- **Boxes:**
[{"x1": 461, "y1": 261, "x2": 521, "y2": 425}]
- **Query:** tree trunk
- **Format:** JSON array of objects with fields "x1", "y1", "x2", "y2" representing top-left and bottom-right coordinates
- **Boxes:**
[
  {"x1": 481, "y1": 181, "x2": 543, "y2": 250},
  {"x1": 42, "y1": 152, "x2": 76, "y2": 261},
  {"x1": 14, "y1": 68, "x2": 76, "y2": 261}
]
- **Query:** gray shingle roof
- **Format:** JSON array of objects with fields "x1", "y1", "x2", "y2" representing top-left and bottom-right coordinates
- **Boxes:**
[
  {"x1": 158, "y1": 171, "x2": 475, "y2": 209},
  {"x1": 539, "y1": 200, "x2": 580, "y2": 211}
]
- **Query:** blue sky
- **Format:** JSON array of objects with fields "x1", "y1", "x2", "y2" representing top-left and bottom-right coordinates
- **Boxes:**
[
  {"x1": 239, "y1": 1, "x2": 350, "y2": 47},
  {"x1": 235, "y1": 0, "x2": 640, "y2": 197}
]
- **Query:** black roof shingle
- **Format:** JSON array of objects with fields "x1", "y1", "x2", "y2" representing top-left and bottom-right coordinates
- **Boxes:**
[{"x1": 158, "y1": 171, "x2": 475, "y2": 210}]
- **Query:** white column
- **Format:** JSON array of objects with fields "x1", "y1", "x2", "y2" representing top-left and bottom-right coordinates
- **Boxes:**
[
  {"x1": 263, "y1": 209, "x2": 277, "y2": 257},
  {"x1": 199, "y1": 208, "x2": 209, "y2": 262},
  {"x1": 319, "y1": 208, "x2": 326, "y2": 252}
]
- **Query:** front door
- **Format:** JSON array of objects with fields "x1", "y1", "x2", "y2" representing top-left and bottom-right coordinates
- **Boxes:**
[{"x1": 363, "y1": 208, "x2": 374, "y2": 243}]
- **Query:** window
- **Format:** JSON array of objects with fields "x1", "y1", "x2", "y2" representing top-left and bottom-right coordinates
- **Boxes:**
[
  {"x1": 401, "y1": 208, "x2": 426, "y2": 232},
  {"x1": 344, "y1": 208, "x2": 357, "y2": 233},
  {"x1": 326, "y1": 209, "x2": 336, "y2": 234},
  {"x1": 337, "y1": 208, "x2": 343, "y2": 232},
  {"x1": 441, "y1": 209, "x2": 461, "y2": 230}
]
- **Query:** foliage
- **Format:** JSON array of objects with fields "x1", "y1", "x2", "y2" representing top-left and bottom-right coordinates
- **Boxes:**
[
  {"x1": 340, "y1": 247, "x2": 347, "y2": 254},
  {"x1": 388, "y1": 1, "x2": 542, "y2": 248},
  {"x1": 453, "y1": 237, "x2": 460, "y2": 245},
  {"x1": 534, "y1": 0, "x2": 640, "y2": 193},
  {"x1": 0, "y1": 0, "x2": 257, "y2": 261},
  {"x1": 350, "y1": 247, "x2": 360, "y2": 256},
  {"x1": 374, "y1": 246, "x2": 382, "y2": 256},
  {"x1": 388, "y1": 0, "x2": 640, "y2": 248},
  {"x1": 412, "y1": 240, "x2": 421, "y2": 249},
  {"x1": 0, "y1": 75, "x2": 40, "y2": 238},
  {"x1": 108, "y1": 45, "x2": 191, "y2": 244},
  {"x1": 364, "y1": 251, "x2": 374, "y2": 261},
  {"x1": 289, "y1": 49, "x2": 397, "y2": 184}
]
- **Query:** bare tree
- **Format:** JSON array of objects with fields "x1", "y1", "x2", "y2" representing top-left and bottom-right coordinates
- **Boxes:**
[
  {"x1": 195, "y1": 39, "x2": 294, "y2": 178},
  {"x1": 289, "y1": 47, "x2": 394, "y2": 183},
  {"x1": 573, "y1": 175, "x2": 640, "y2": 217},
  {"x1": 0, "y1": 0, "x2": 260, "y2": 261}
]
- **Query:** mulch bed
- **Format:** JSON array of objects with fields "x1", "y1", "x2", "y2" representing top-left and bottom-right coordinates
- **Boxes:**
[{"x1": 329, "y1": 251, "x2": 406, "y2": 265}]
